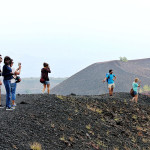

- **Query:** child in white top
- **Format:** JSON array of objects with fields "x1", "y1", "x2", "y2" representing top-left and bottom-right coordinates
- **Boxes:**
[{"x1": 10, "y1": 59, "x2": 21, "y2": 107}]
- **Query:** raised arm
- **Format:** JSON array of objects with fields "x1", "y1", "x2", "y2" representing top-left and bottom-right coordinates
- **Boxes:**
[
  {"x1": 138, "y1": 80, "x2": 141, "y2": 87},
  {"x1": 47, "y1": 67, "x2": 51, "y2": 73},
  {"x1": 15, "y1": 65, "x2": 21, "y2": 75}
]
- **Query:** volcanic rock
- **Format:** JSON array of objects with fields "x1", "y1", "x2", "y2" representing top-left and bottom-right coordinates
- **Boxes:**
[{"x1": 0, "y1": 93, "x2": 149, "y2": 149}]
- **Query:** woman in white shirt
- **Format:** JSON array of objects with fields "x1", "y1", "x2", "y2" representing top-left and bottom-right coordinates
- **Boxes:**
[{"x1": 10, "y1": 59, "x2": 21, "y2": 107}]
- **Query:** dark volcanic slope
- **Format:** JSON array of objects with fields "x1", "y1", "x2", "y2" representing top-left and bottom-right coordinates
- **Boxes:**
[
  {"x1": 0, "y1": 93, "x2": 150, "y2": 150},
  {"x1": 51, "y1": 58, "x2": 150, "y2": 95}
]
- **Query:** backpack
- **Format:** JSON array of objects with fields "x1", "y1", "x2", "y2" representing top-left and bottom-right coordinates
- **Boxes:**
[
  {"x1": 130, "y1": 88, "x2": 134, "y2": 97},
  {"x1": 106, "y1": 73, "x2": 110, "y2": 82},
  {"x1": 15, "y1": 76, "x2": 21, "y2": 83}
]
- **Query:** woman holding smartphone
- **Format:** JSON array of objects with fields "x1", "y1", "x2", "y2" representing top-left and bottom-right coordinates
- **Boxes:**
[
  {"x1": 41, "y1": 62, "x2": 51, "y2": 94},
  {"x1": 10, "y1": 59, "x2": 21, "y2": 107},
  {"x1": 131, "y1": 78, "x2": 141, "y2": 103}
]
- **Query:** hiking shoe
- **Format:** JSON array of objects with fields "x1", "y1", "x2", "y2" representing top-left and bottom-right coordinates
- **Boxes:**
[
  {"x1": 0, "y1": 105, "x2": 4, "y2": 108},
  {"x1": 6, "y1": 107, "x2": 15, "y2": 111}
]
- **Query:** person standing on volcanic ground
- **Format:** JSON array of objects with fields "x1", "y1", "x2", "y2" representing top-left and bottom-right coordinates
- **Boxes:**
[
  {"x1": 131, "y1": 78, "x2": 141, "y2": 103},
  {"x1": 103, "y1": 69, "x2": 117, "y2": 96},
  {"x1": 0, "y1": 54, "x2": 4, "y2": 108},
  {"x1": 2, "y1": 56, "x2": 14, "y2": 110},
  {"x1": 41, "y1": 62, "x2": 51, "y2": 94},
  {"x1": 10, "y1": 59, "x2": 22, "y2": 108}
]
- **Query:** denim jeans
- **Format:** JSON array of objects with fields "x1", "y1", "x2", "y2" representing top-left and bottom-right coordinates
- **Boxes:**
[
  {"x1": 11, "y1": 83, "x2": 17, "y2": 100},
  {"x1": 3, "y1": 80, "x2": 11, "y2": 108}
]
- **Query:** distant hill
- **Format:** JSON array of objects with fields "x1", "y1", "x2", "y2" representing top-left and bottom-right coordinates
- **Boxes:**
[
  {"x1": 1, "y1": 77, "x2": 67, "y2": 94},
  {"x1": 51, "y1": 58, "x2": 150, "y2": 95}
]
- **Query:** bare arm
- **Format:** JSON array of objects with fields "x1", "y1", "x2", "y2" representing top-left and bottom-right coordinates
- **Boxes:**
[
  {"x1": 138, "y1": 81, "x2": 141, "y2": 87},
  {"x1": 15, "y1": 66, "x2": 21, "y2": 75},
  {"x1": 103, "y1": 77, "x2": 107, "y2": 83},
  {"x1": 47, "y1": 67, "x2": 51, "y2": 73},
  {"x1": 113, "y1": 76, "x2": 117, "y2": 81}
]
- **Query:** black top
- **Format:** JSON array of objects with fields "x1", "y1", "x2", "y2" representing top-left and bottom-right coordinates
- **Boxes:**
[
  {"x1": 2, "y1": 65, "x2": 13, "y2": 80},
  {"x1": 41, "y1": 68, "x2": 51, "y2": 81}
]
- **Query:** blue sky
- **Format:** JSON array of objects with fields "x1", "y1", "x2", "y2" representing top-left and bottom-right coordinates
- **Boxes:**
[{"x1": 0, "y1": 0, "x2": 150, "y2": 77}]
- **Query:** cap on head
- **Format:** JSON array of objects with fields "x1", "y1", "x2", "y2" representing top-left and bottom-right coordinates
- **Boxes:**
[{"x1": 109, "y1": 69, "x2": 113, "y2": 73}]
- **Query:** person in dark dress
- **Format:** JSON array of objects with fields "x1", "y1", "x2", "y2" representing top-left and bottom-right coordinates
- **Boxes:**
[{"x1": 41, "y1": 63, "x2": 51, "y2": 94}]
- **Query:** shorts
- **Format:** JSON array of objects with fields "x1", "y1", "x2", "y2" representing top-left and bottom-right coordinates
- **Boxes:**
[
  {"x1": 44, "y1": 81, "x2": 50, "y2": 85},
  {"x1": 108, "y1": 83, "x2": 115, "y2": 89},
  {"x1": 134, "y1": 91, "x2": 138, "y2": 96}
]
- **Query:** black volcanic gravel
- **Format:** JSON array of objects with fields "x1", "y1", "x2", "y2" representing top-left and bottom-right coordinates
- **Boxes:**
[{"x1": 0, "y1": 93, "x2": 150, "y2": 150}]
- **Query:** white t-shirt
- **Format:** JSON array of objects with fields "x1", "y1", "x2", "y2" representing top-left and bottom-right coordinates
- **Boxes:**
[{"x1": 11, "y1": 67, "x2": 16, "y2": 83}]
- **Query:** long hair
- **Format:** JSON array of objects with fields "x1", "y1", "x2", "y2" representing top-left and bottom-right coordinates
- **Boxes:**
[{"x1": 4, "y1": 56, "x2": 11, "y2": 65}]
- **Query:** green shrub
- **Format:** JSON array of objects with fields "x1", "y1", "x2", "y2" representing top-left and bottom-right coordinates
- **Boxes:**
[
  {"x1": 139, "y1": 85, "x2": 150, "y2": 93},
  {"x1": 143, "y1": 85, "x2": 150, "y2": 92},
  {"x1": 119, "y1": 57, "x2": 128, "y2": 62},
  {"x1": 30, "y1": 142, "x2": 42, "y2": 150}
]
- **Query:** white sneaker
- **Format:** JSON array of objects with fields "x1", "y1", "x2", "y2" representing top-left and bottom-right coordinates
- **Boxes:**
[{"x1": 6, "y1": 107, "x2": 15, "y2": 111}]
